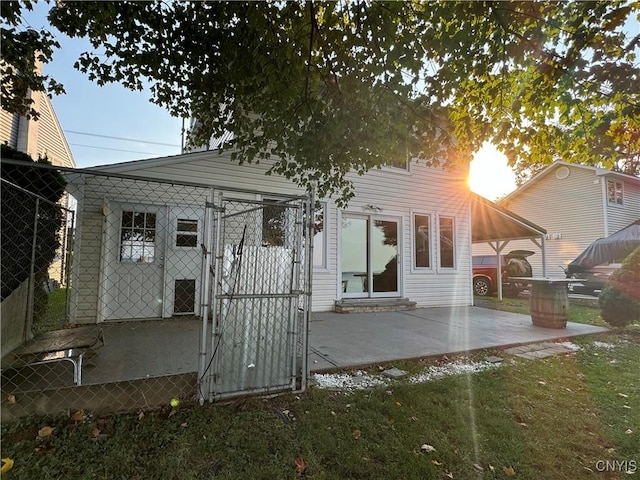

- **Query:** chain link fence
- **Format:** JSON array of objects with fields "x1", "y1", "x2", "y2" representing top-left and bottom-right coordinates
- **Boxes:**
[{"x1": 1, "y1": 159, "x2": 312, "y2": 421}]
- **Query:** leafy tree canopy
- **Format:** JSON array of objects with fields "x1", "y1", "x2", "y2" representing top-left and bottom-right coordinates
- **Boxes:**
[
  {"x1": 3, "y1": 1, "x2": 639, "y2": 202},
  {"x1": 0, "y1": 0, "x2": 64, "y2": 119}
]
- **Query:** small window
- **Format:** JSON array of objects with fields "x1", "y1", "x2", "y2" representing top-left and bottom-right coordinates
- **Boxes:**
[
  {"x1": 413, "y1": 214, "x2": 431, "y2": 268},
  {"x1": 176, "y1": 219, "x2": 198, "y2": 247},
  {"x1": 607, "y1": 180, "x2": 623, "y2": 205},
  {"x1": 385, "y1": 158, "x2": 410, "y2": 171},
  {"x1": 439, "y1": 216, "x2": 455, "y2": 269},
  {"x1": 120, "y1": 211, "x2": 156, "y2": 263}
]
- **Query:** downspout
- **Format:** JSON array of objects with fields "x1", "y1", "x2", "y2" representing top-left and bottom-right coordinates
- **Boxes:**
[{"x1": 601, "y1": 177, "x2": 609, "y2": 237}]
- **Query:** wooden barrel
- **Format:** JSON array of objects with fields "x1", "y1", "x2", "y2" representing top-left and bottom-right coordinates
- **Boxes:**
[{"x1": 529, "y1": 282, "x2": 568, "y2": 329}]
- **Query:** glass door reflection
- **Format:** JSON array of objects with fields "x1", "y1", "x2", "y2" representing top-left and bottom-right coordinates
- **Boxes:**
[{"x1": 341, "y1": 214, "x2": 399, "y2": 298}]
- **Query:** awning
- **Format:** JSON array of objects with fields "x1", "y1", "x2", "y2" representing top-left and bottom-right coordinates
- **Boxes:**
[
  {"x1": 470, "y1": 193, "x2": 546, "y2": 243},
  {"x1": 470, "y1": 193, "x2": 547, "y2": 300}
]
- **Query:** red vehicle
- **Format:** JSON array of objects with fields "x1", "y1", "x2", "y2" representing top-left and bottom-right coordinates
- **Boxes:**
[{"x1": 472, "y1": 250, "x2": 534, "y2": 296}]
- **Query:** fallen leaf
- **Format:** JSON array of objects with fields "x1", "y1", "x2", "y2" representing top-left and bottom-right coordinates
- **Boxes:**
[
  {"x1": 180, "y1": 422, "x2": 188, "y2": 428},
  {"x1": 138, "y1": 410, "x2": 145, "y2": 421},
  {"x1": 538, "y1": 381, "x2": 547, "y2": 386},
  {"x1": 432, "y1": 460, "x2": 443, "y2": 466},
  {"x1": 625, "y1": 429, "x2": 633, "y2": 435},
  {"x1": 517, "y1": 422, "x2": 529, "y2": 427},
  {"x1": 294, "y1": 457, "x2": 307, "y2": 475},
  {"x1": 1, "y1": 458, "x2": 14, "y2": 473},
  {"x1": 617, "y1": 393, "x2": 629, "y2": 398},
  {"x1": 445, "y1": 472, "x2": 454, "y2": 479},
  {"x1": 90, "y1": 428, "x2": 101, "y2": 439},
  {"x1": 71, "y1": 410, "x2": 87, "y2": 422},
  {"x1": 37, "y1": 426, "x2": 54, "y2": 438},
  {"x1": 7, "y1": 395, "x2": 16, "y2": 405},
  {"x1": 396, "y1": 401, "x2": 402, "y2": 407},
  {"x1": 623, "y1": 405, "x2": 631, "y2": 410},
  {"x1": 352, "y1": 429, "x2": 362, "y2": 439},
  {"x1": 421, "y1": 444, "x2": 436, "y2": 453},
  {"x1": 473, "y1": 463, "x2": 484, "y2": 472},
  {"x1": 489, "y1": 464, "x2": 495, "y2": 472},
  {"x1": 503, "y1": 466, "x2": 516, "y2": 476},
  {"x1": 410, "y1": 416, "x2": 418, "y2": 422}
]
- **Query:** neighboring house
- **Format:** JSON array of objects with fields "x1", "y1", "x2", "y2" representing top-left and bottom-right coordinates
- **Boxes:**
[
  {"x1": 1, "y1": 67, "x2": 76, "y2": 286},
  {"x1": 474, "y1": 161, "x2": 640, "y2": 279},
  {"x1": 1, "y1": 61, "x2": 76, "y2": 353},
  {"x1": 0, "y1": 67, "x2": 76, "y2": 169}
]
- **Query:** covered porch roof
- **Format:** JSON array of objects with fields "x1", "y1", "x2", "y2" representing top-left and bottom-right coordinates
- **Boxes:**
[
  {"x1": 470, "y1": 193, "x2": 548, "y2": 299},
  {"x1": 470, "y1": 193, "x2": 546, "y2": 243}
]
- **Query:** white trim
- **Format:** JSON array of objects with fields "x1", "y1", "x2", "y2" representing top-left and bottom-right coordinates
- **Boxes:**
[
  {"x1": 601, "y1": 177, "x2": 609, "y2": 237},
  {"x1": 436, "y1": 214, "x2": 457, "y2": 272},
  {"x1": 410, "y1": 210, "x2": 434, "y2": 273},
  {"x1": 606, "y1": 178, "x2": 624, "y2": 207},
  {"x1": 312, "y1": 201, "x2": 329, "y2": 271}
]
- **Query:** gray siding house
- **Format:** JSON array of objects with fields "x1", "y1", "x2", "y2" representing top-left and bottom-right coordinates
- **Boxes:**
[{"x1": 474, "y1": 161, "x2": 640, "y2": 278}]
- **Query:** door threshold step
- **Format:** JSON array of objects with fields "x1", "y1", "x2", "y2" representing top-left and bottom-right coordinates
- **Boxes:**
[{"x1": 334, "y1": 298, "x2": 417, "y2": 313}]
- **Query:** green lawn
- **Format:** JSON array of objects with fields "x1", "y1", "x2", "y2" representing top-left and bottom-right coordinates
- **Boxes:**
[
  {"x1": 32, "y1": 288, "x2": 70, "y2": 336},
  {"x1": 474, "y1": 295, "x2": 608, "y2": 326},
  {"x1": 2, "y1": 331, "x2": 638, "y2": 479}
]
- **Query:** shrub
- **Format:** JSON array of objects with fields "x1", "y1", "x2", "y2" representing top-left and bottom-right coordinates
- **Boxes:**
[
  {"x1": 0, "y1": 144, "x2": 66, "y2": 300},
  {"x1": 598, "y1": 246, "x2": 640, "y2": 327}
]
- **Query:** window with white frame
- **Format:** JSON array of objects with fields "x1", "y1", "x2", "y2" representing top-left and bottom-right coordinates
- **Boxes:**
[
  {"x1": 176, "y1": 219, "x2": 198, "y2": 247},
  {"x1": 413, "y1": 213, "x2": 431, "y2": 269},
  {"x1": 438, "y1": 216, "x2": 455, "y2": 269},
  {"x1": 310, "y1": 202, "x2": 327, "y2": 269},
  {"x1": 607, "y1": 179, "x2": 623, "y2": 205}
]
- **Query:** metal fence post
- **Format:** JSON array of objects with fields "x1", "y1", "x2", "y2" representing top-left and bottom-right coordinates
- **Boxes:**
[{"x1": 24, "y1": 197, "x2": 40, "y2": 342}]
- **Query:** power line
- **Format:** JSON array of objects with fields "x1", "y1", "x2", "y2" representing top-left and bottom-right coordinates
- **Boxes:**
[
  {"x1": 68, "y1": 143, "x2": 166, "y2": 156},
  {"x1": 65, "y1": 130, "x2": 180, "y2": 147}
]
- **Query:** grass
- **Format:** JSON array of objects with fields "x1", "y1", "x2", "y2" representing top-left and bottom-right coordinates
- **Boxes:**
[
  {"x1": 474, "y1": 294, "x2": 608, "y2": 326},
  {"x1": 1, "y1": 331, "x2": 638, "y2": 479},
  {"x1": 32, "y1": 288, "x2": 69, "y2": 336}
]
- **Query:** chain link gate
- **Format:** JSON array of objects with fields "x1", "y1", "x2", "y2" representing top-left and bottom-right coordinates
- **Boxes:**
[{"x1": 199, "y1": 192, "x2": 313, "y2": 402}]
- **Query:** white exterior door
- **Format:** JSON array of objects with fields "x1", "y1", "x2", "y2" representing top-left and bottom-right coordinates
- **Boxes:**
[
  {"x1": 163, "y1": 206, "x2": 205, "y2": 317},
  {"x1": 101, "y1": 203, "x2": 166, "y2": 320}
]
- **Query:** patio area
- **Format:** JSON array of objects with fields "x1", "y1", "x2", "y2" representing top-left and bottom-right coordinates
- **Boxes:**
[{"x1": 5, "y1": 306, "x2": 608, "y2": 392}]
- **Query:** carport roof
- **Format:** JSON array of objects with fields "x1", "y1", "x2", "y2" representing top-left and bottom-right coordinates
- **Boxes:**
[{"x1": 471, "y1": 193, "x2": 546, "y2": 243}]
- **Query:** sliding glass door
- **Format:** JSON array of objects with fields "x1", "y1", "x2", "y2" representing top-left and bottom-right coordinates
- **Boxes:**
[{"x1": 341, "y1": 214, "x2": 400, "y2": 298}]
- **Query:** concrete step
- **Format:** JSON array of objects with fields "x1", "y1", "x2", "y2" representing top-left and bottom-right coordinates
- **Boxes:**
[{"x1": 334, "y1": 298, "x2": 417, "y2": 314}]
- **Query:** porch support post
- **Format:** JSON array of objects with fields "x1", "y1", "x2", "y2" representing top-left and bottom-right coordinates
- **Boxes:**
[
  {"x1": 489, "y1": 240, "x2": 508, "y2": 300},
  {"x1": 530, "y1": 236, "x2": 547, "y2": 277}
]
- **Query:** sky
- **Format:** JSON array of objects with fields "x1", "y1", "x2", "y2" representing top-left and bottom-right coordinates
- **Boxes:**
[{"x1": 21, "y1": 2, "x2": 517, "y2": 201}]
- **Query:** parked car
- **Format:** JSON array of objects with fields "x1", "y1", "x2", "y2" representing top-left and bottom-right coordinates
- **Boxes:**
[{"x1": 472, "y1": 250, "x2": 534, "y2": 296}]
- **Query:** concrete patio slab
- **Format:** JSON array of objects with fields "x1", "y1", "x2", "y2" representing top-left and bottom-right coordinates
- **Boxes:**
[{"x1": 308, "y1": 306, "x2": 608, "y2": 371}]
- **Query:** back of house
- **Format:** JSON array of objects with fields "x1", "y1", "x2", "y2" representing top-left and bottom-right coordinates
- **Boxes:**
[{"x1": 66, "y1": 151, "x2": 475, "y2": 323}]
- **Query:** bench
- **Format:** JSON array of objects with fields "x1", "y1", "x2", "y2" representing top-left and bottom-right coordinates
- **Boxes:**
[{"x1": 1, "y1": 326, "x2": 104, "y2": 386}]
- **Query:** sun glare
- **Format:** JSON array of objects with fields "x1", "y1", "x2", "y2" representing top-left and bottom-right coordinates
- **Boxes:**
[{"x1": 468, "y1": 144, "x2": 516, "y2": 201}]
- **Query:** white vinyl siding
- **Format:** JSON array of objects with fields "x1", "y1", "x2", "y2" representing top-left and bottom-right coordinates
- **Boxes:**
[{"x1": 72, "y1": 152, "x2": 472, "y2": 314}]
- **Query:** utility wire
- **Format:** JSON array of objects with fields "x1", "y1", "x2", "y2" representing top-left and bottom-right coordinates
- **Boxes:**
[
  {"x1": 65, "y1": 130, "x2": 180, "y2": 147},
  {"x1": 68, "y1": 143, "x2": 166, "y2": 155}
]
